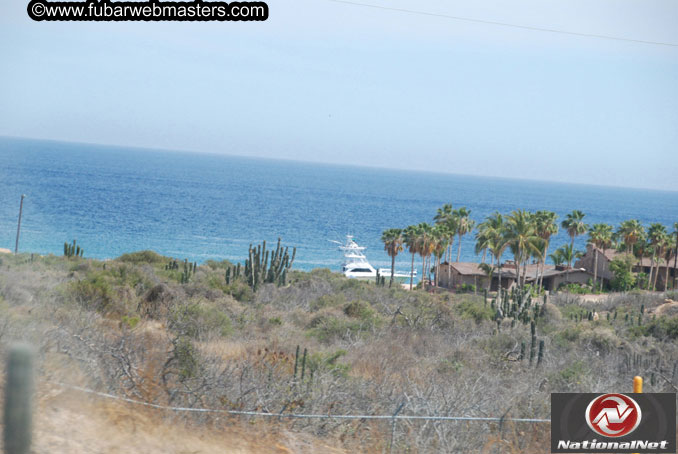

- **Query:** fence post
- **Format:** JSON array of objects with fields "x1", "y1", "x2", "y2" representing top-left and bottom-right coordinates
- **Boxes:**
[
  {"x1": 14, "y1": 194, "x2": 26, "y2": 255},
  {"x1": 632, "y1": 376, "x2": 642, "y2": 454},
  {"x1": 389, "y1": 401, "x2": 406, "y2": 454},
  {"x1": 3, "y1": 344, "x2": 34, "y2": 454}
]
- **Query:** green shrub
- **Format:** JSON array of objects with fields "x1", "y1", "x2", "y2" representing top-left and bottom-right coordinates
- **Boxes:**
[
  {"x1": 559, "y1": 304, "x2": 588, "y2": 321},
  {"x1": 172, "y1": 336, "x2": 200, "y2": 381},
  {"x1": 310, "y1": 294, "x2": 346, "y2": 312},
  {"x1": 551, "y1": 325, "x2": 583, "y2": 348},
  {"x1": 121, "y1": 315, "x2": 140, "y2": 329},
  {"x1": 117, "y1": 250, "x2": 169, "y2": 265},
  {"x1": 111, "y1": 263, "x2": 150, "y2": 289},
  {"x1": 169, "y1": 302, "x2": 233, "y2": 338},
  {"x1": 307, "y1": 349, "x2": 350, "y2": 378},
  {"x1": 631, "y1": 316, "x2": 678, "y2": 340},
  {"x1": 307, "y1": 315, "x2": 375, "y2": 343},
  {"x1": 558, "y1": 283, "x2": 591, "y2": 295},
  {"x1": 665, "y1": 291, "x2": 678, "y2": 301},
  {"x1": 224, "y1": 280, "x2": 254, "y2": 302},
  {"x1": 204, "y1": 259, "x2": 234, "y2": 270},
  {"x1": 580, "y1": 328, "x2": 619, "y2": 355},
  {"x1": 458, "y1": 283, "x2": 476, "y2": 293},
  {"x1": 482, "y1": 332, "x2": 516, "y2": 357},
  {"x1": 551, "y1": 360, "x2": 588, "y2": 390},
  {"x1": 69, "y1": 274, "x2": 116, "y2": 313},
  {"x1": 455, "y1": 297, "x2": 494, "y2": 323},
  {"x1": 609, "y1": 255, "x2": 636, "y2": 291},
  {"x1": 343, "y1": 300, "x2": 375, "y2": 320}
]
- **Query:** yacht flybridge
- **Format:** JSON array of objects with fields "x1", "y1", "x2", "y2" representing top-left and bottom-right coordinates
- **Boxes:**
[{"x1": 336, "y1": 235, "x2": 415, "y2": 282}]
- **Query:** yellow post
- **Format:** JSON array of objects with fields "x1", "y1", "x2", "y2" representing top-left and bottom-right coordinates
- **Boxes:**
[{"x1": 632, "y1": 376, "x2": 642, "y2": 454}]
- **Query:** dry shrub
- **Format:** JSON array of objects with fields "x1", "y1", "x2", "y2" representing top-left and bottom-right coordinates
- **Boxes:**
[
  {"x1": 5, "y1": 253, "x2": 678, "y2": 453},
  {"x1": 139, "y1": 283, "x2": 179, "y2": 319},
  {"x1": 539, "y1": 302, "x2": 562, "y2": 323}
]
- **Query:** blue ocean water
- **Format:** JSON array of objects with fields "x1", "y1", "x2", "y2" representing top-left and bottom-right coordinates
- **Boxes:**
[{"x1": 1, "y1": 137, "x2": 677, "y2": 273}]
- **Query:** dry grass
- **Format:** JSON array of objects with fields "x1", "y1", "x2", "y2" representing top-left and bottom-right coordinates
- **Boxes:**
[
  {"x1": 34, "y1": 385, "x2": 347, "y2": 454},
  {"x1": 1, "y1": 252, "x2": 678, "y2": 452}
]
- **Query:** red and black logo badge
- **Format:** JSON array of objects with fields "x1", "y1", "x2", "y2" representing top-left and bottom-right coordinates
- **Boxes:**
[
  {"x1": 585, "y1": 393, "x2": 641, "y2": 437},
  {"x1": 551, "y1": 392, "x2": 676, "y2": 453}
]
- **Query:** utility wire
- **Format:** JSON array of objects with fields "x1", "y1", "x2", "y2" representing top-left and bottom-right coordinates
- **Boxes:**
[{"x1": 329, "y1": 0, "x2": 678, "y2": 48}]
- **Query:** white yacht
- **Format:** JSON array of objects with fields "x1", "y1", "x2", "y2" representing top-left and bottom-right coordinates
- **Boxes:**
[{"x1": 336, "y1": 235, "x2": 415, "y2": 282}]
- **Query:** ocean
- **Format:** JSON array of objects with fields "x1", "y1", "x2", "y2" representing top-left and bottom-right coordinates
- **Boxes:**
[{"x1": 1, "y1": 137, "x2": 677, "y2": 273}]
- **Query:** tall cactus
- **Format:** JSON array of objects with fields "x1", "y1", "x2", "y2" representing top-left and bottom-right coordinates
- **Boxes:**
[
  {"x1": 236, "y1": 238, "x2": 296, "y2": 291},
  {"x1": 537, "y1": 340, "x2": 545, "y2": 366},
  {"x1": 179, "y1": 259, "x2": 198, "y2": 284},
  {"x1": 4, "y1": 344, "x2": 34, "y2": 454},
  {"x1": 63, "y1": 239, "x2": 84, "y2": 258},
  {"x1": 529, "y1": 321, "x2": 537, "y2": 365}
]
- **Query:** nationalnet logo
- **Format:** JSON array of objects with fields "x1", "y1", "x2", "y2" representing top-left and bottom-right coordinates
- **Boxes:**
[
  {"x1": 551, "y1": 393, "x2": 676, "y2": 453},
  {"x1": 585, "y1": 394, "x2": 641, "y2": 437}
]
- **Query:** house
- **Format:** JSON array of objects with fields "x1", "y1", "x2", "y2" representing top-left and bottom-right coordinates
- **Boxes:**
[
  {"x1": 575, "y1": 244, "x2": 678, "y2": 290},
  {"x1": 436, "y1": 261, "x2": 591, "y2": 292},
  {"x1": 539, "y1": 266, "x2": 591, "y2": 292},
  {"x1": 437, "y1": 262, "x2": 492, "y2": 290}
]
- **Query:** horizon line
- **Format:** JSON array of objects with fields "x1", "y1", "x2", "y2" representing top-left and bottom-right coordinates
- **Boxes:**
[{"x1": 2, "y1": 134, "x2": 677, "y2": 195}]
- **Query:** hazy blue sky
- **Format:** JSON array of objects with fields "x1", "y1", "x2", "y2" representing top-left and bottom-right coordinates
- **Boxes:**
[{"x1": 1, "y1": 0, "x2": 677, "y2": 190}]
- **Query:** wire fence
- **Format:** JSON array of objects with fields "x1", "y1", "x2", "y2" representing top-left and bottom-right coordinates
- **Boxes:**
[{"x1": 51, "y1": 381, "x2": 551, "y2": 424}]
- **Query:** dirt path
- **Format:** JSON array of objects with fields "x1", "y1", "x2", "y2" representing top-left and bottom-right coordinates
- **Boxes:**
[{"x1": 33, "y1": 387, "x2": 346, "y2": 454}]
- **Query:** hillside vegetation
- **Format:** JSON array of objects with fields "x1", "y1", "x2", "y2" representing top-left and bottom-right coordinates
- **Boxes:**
[{"x1": 1, "y1": 251, "x2": 678, "y2": 453}]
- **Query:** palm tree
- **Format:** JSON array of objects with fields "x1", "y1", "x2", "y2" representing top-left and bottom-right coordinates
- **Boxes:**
[
  {"x1": 647, "y1": 223, "x2": 667, "y2": 290},
  {"x1": 474, "y1": 225, "x2": 491, "y2": 264},
  {"x1": 415, "y1": 222, "x2": 435, "y2": 288},
  {"x1": 617, "y1": 219, "x2": 644, "y2": 255},
  {"x1": 588, "y1": 223, "x2": 613, "y2": 291},
  {"x1": 381, "y1": 228, "x2": 403, "y2": 287},
  {"x1": 403, "y1": 225, "x2": 419, "y2": 291},
  {"x1": 432, "y1": 223, "x2": 450, "y2": 287},
  {"x1": 561, "y1": 210, "x2": 587, "y2": 269},
  {"x1": 549, "y1": 248, "x2": 566, "y2": 266},
  {"x1": 481, "y1": 212, "x2": 508, "y2": 300},
  {"x1": 434, "y1": 204, "x2": 456, "y2": 263},
  {"x1": 452, "y1": 207, "x2": 475, "y2": 262},
  {"x1": 506, "y1": 210, "x2": 542, "y2": 290},
  {"x1": 557, "y1": 244, "x2": 577, "y2": 281},
  {"x1": 662, "y1": 235, "x2": 676, "y2": 291},
  {"x1": 674, "y1": 222, "x2": 678, "y2": 289},
  {"x1": 434, "y1": 203, "x2": 453, "y2": 225},
  {"x1": 479, "y1": 262, "x2": 494, "y2": 293},
  {"x1": 632, "y1": 239, "x2": 649, "y2": 288},
  {"x1": 533, "y1": 211, "x2": 558, "y2": 292},
  {"x1": 654, "y1": 233, "x2": 669, "y2": 291}
]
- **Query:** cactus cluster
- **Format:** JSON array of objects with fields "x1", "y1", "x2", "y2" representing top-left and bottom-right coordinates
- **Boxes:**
[
  {"x1": 492, "y1": 287, "x2": 540, "y2": 327},
  {"x1": 490, "y1": 288, "x2": 546, "y2": 367},
  {"x1": 375, "y1": 270, "x2": 386, "y2": 287},
  {"x1": 225, "y1": 238, "x2": 296, "y2": 291},
  {"x1": 293, "y1": 345, "x2": 308, "y2": 382},
  {"x1": 165, "y1": 260, "x2": 180, "y2": 271},
  {"x1": 165, "y1": 259, "x2": 197, "y2": 284},
  {"x1": 180, "y1": 259, "x2": 197, "y2": 284},
  {"x1": 63, "y1": 239, "x2": 83, "y2": 258},
  {"x1": 568, "y1": 309, "x2": 595, "y2": 322}
]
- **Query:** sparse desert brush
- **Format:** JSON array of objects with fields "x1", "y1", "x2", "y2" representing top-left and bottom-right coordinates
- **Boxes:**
[{"x1": 3, "y1": 251, "x2": 678, "y2": 453}]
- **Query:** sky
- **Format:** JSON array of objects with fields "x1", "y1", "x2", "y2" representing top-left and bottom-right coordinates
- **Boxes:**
[{"x1": 1, "y1": 0, "x2": 677, "y2": 191}]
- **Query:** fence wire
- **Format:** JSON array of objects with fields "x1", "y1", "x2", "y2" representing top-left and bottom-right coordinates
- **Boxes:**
[{"x1": 50, "y1": 382, "x2": 551, "y2": 423}]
